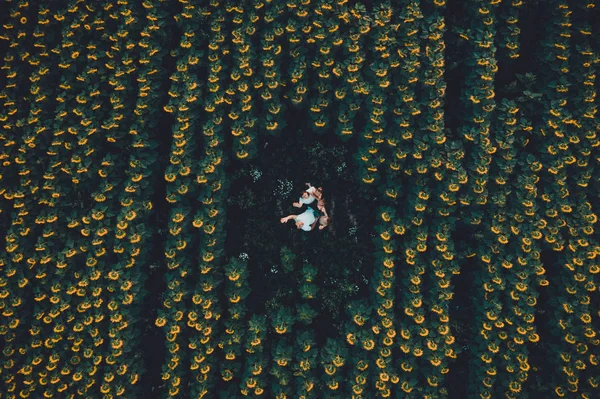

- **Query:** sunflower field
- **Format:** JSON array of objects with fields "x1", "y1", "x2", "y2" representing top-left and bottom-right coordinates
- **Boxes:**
[{"x1": 0, "y1": 0, "x2": 598, "y2": 398}]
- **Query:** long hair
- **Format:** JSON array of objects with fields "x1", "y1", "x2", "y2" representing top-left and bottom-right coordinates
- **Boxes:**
[
  {"x1": 319, "y1": 214, "x2": 331, "y2": 229},
  {"x1": 320, "y1": 194, "x2": 332, "y2": 229},
  {"x1": 319, "y1": 199, "x2": 331, "y2": 227}
]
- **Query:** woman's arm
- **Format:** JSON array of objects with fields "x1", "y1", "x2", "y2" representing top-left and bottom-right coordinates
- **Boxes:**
[{"x1": 280, "y1": 215, "x2": 297, "y2": 223}]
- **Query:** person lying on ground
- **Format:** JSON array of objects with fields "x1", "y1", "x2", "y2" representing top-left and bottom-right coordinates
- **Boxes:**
[
  {"x1": 280, "y1": 206, "x2": 320, "y2": 231},
  {"x1": 293, "y1": 183, "x2": 323, "y2": 208},
  {"x1": 306, "y1": 182, "x2": 323, "y2": 200},
  {"x1": 316, "y1": 197, "x2": 327, "y2": 215},
  {"x1": 315, "y1": 200, "x2": 330, "y2": 230}
]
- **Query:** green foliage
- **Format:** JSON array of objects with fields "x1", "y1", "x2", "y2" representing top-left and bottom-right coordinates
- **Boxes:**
[
  {"x1": 280, "y1": 246, "x2": 296, "y2": 273},
  {"x1": 296, "y1": 303, "x2": 318, "y2": 325}
]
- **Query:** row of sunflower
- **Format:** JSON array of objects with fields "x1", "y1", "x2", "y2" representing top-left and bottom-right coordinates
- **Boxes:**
[
  {"x1": 468, "y1": 99, "x2": 542, "y2": 399},
  {"x1": 316, "y1": 338, "x2": 348, "y2": 397},
  {"x1": 75, "y1": 2, "x2": 145, "y2": 398},
  {"x1": 285, "y1": 0, "x2": 310, "y2": 108},
  {"x1": 215, "y1": 257, "x2": 251, "y2": 396},
  {"x1": 458, "y1": 0, "x2": 500, "y2": 204},
  {"x1": 156, "y1": 1, "x2": 215, "y2": 397},
  {"x1": 396, "y1": 150, "x2": 462, "y2": 395},
  {"x1": 382, "y1": 0, "x2": 425, "y2": 190},
  {"x1": 160, "y1": 1, "x2": 234, "y2": 397},
  {"x1": 210, "y1": 0, "x2": 287, "y2": 154},
  {"x1": 497, "y1": 0, "x2": 522, "y2": 60},
  {"x1": 268, "y1": 265, "x2": 321, "y2": 399},
  {"x1": 346, "y1": 13, "x2": 406, "y2": 383},
  {"x1": 355, "y1": 2, "x2": 462, "y2": 397},
  {"x1": 394, "y1": 205, "x2": 454, "y2": 397},
  {"x1": 236, "y1": 313, "x2": 268, "y2": 397},
  {"x1": 534, "y1": 2, "x2": 599, "y2": 397},
  {"x1": 257, "y1": 2, "x2": 286, "y2": 136},
  {"x1": 458, "y1": 2, "x2": 540, "y2": 398},
  {"x1": 370, "y1": 205, "x2": 400, "y2": 398},
  {"x1": 393, "y1": 3, "x2": 459, "y2": 397},
  {"x1": 1, "y1": 2, "x2": 66, "y2": 396},
  {"x1": 269, "y1": 295, "x2": 320, "y2": 399},
  {"x1": 233, "y1": 298, "x2": 313, "y2": 398},
  {"x1": 100, "y1": 1, "x2": 168, "y2": 397},
  {"x1": 344, "y1": 297, "x2": 374, "y2": 398},
  {"x1": 293, "y1": 263, "x2": 320, "y2": 398},
  {"x1": 333, "y1": 2, "x2": 369, "y2": 139},
  {"x1": 219, "y1": 258, "x2": 319, "y2": 399},
  {"x1": 304, "y1": 0, "x2": 339, "y2": 132},
  {"x1": 357, "y1": 3, "x2": 394, "y2": 187},
  {"x1": 189, "y1": 1, "x2": 231, "y2": 396},
  {"x1": 1, "y1": 1, "x2": 165, "y2": 398},
  {"x1": 225, "y1": 3, "x2": 260, "y2": 161},
  {"x1": 293, "y1": 329, "x2": 319, "y2": 399}
]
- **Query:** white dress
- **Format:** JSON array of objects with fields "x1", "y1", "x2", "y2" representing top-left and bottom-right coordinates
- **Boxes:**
[
  {"x1": 296, "y1": 208, "x2": 316, "y2": 231},
  {"x1": 298, "y1": 186, "x2": 317, "y2": 205}
]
